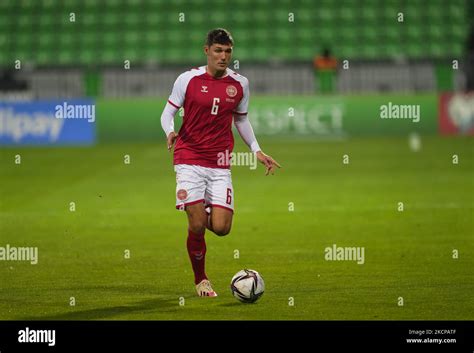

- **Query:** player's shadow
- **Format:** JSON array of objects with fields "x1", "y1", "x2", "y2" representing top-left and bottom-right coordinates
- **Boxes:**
[
  {"x1": 218, "y1": 302, "x2": 255, "y2": 307},
  {"x1": 20, "y1": 287, "x2": 193, "y2": 320}
]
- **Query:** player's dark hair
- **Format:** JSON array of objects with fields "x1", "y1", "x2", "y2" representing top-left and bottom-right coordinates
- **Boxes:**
[{"x1": 206, "y1": 28, "x2": 234, "y2": 47}]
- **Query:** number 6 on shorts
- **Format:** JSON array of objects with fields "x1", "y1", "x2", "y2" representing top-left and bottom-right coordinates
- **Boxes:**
[{"x1": 226, "y1": 188, "x2": 232, "y2": 205}]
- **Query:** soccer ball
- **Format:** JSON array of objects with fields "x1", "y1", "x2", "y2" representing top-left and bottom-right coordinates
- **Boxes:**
[{"x1": 230, "y1": 269, "x2": 265, "y2": 303}]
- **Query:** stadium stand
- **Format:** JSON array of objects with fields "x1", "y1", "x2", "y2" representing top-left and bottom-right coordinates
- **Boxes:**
[{"x1": 0, "y1": 0, "x2": 469, "y2": 67}]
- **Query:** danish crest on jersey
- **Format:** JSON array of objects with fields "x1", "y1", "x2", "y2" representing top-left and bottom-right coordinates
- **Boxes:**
[
  {"x1": 177, "y1": 189, "x2": 188, "y2": 201},
  {"x1": 226, "y1": 85, "x2": 237, "y2": 97}
]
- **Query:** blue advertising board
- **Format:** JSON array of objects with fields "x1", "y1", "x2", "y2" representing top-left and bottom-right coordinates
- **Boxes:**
[{"x1": 0, "y1": 100, "x2": 95, "y2": 145}]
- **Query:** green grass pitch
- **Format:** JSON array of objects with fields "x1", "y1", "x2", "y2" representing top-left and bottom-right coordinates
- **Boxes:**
[{"x1": 0, "y1": 136, "x2": 472, "y2": 320}]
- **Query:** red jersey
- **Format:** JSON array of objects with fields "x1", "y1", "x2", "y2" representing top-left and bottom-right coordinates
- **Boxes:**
[{"x1": 167, "y1": 66, "x2": 249, "y2": 169}]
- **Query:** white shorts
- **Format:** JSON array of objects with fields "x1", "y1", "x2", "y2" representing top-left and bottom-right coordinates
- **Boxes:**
[{"x1": 174, "y1": 164, "x2": 234, "y2": 213}]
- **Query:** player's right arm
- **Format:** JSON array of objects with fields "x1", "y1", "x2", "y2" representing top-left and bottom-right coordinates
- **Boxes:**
[
  {"x1": 160, "y1": 73, "x2": 186, "y2": 151},
  {"x1": 160, "y1": 103, "x2": 178, "y2": 151}
]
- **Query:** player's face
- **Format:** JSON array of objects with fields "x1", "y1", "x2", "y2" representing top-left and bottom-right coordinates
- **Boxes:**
[{"x1": 205, "y1": 43, "x2": 233, "y2": 71}]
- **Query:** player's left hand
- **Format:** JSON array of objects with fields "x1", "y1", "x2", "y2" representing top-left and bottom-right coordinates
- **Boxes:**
[{"x1": 256, "y1": 151, "x2": 281, "y2": 176}]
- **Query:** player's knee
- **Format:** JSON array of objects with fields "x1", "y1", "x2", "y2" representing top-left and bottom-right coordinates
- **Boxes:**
[
  {"x1": 213, "y1": 224, "x2": 231, "y2": 237},
  {"x1": 187, "y1": 209, "x2": 208, "y2": 235},
  {"x1": 189, "y1": 220, "x2": 207, "y2": 235}
]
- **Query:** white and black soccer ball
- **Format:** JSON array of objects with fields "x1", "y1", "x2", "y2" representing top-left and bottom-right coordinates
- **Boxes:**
[{"x1": 230, "y1": 269, "x2": 265, "y2": 303}]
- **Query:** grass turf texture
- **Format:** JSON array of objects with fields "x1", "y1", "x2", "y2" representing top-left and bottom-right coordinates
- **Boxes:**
[{"x1": 0, "y1": 136, "x2": 473, "y2": 320}]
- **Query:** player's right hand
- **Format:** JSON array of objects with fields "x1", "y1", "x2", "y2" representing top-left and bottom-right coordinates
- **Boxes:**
[{"x1": 167, "y1": 132, "x2": 178, "y2": 151}]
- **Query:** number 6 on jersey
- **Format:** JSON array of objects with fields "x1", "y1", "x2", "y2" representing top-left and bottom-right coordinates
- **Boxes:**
[{"x1": 211, "y1": 97, "x2": 220, "y2": 115}]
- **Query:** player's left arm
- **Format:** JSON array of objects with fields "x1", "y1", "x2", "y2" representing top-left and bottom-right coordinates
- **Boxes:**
[
  {"x1": 234, "y1": 77, "x2": 281, "y2": 175},
  {"x1": 234, "y1": 114, "x2": 281, "y2": 175}
]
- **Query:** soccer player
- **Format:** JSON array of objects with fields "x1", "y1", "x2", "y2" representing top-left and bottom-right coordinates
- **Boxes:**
[{"x1": 160, "y1": 28, "x2": 280, "y2": 297}]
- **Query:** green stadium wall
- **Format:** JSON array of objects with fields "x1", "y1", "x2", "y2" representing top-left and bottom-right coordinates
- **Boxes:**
[{"x1": 97, "y1": 94, "x2": 437, "y2": 142}]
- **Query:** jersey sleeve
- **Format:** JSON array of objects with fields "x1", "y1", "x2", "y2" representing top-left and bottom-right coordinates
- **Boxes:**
[
  {"x1": 234, "y1": 77, "x2": 249, "y2": 115},
  {"x1": 160, "y1": 102, "x2": 179, "y2": 136},
  {"x1": 234, "y1": 114, "x2": 261, "y2": 153},
  {"x1": 168, "y1": 73, "x2": 187, "y2": 108}
]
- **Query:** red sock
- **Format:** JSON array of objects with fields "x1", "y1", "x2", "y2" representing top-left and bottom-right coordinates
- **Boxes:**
[{"x1": 187, "y1": 229, "x2": 207, "y2": 284}]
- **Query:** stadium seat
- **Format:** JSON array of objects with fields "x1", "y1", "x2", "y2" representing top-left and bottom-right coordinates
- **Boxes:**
[
  {"x1": 0, "y1": 0, "x2": 469, "y2": 67},
  {"x1": 406, "y1": 44, "x2": 425, "y2": 60}
]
